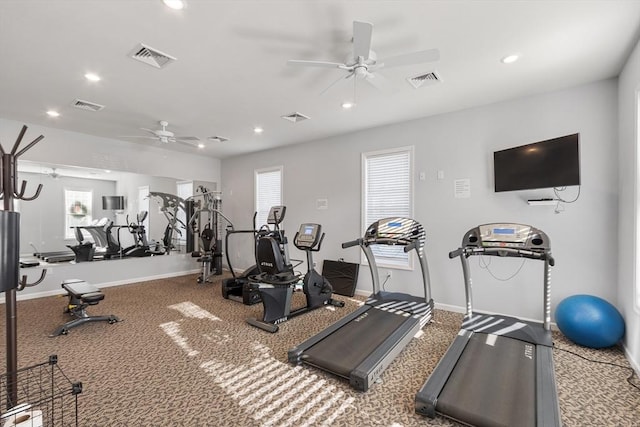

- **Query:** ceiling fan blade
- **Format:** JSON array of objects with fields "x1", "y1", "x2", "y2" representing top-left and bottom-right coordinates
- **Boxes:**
[
  {"x1": 140, "y1": 128, "x2": 159, "y2": 135},
  {"x1": 287, "y1": 59, "x2": 346, "y2": 69},
  {"x1": 174, "y1": 139, "x2": 202, "y2": 148},
  {"x1": 319, "y1": 71, "x2": 355, "y2": 95},
  {"x1": 377, "y1": 48, "x2": 440, "y2": 69},
  {"x1": 120, "y1": 135, "x2": 158, "y2": 140},
  {"x1": 364, "y1": 71, "x2": 393, "y2": 92},
  {"x1": 353, "y1": 21, "x2": 373, "y2": 60},
  {"x1": 174, "y1": 136, "x2": 200, "y2": 141}
]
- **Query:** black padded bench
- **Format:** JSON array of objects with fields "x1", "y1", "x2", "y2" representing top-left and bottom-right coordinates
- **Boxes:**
[{"x1": 50, "y1": 279, "x2": 120, "y2": 337}]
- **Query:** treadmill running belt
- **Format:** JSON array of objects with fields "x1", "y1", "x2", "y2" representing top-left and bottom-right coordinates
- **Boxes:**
[
  {"x1": 438, "y1": 333, "x2": 536, "y2": 427},
  {"x1": 302, "y1": 307, "x2": 409, "y2": 378}
]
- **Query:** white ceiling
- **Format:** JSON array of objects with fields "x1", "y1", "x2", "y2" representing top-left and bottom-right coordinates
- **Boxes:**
[{"x1": 1, "y1": 1, "x2": 639, "y2": 159}]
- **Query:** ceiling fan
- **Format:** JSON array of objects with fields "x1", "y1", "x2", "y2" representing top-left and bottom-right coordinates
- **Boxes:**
[
  {"x1": 287, "y1": 21, "x2": 440, "y2": 94},
  {"x1": 122, "y1": 121, "x2": 201, "y2": 147}
]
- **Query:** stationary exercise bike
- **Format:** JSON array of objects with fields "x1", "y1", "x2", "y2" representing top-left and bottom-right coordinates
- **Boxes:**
[{"x1": 247, "y1": 222, "x2": 344, "y2": 333}]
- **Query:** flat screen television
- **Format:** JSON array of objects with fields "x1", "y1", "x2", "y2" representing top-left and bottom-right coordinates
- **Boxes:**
[
  {"x1": 493, "y1": 133, "x2": 580, "y2": 192},
  {"x1": 102, "y1": 195, "x2": 125, "y2": 210}
]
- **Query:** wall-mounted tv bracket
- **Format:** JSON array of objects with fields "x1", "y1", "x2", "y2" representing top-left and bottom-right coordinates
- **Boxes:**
[{"x1": 0, "y1": 125, "x2": 47, "y2": 409}]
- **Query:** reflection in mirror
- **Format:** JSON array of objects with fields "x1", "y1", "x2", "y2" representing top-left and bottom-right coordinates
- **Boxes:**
[{"x1": 16, "y1": 160, "x2": 217, "y2": 266}]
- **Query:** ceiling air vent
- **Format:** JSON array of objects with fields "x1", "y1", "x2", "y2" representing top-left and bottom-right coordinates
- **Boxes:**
[
  {"x1": 281, "y1": 112, "x2": 310, "y2": 123},
  {"x1": 207, "y1": 136, "x2": 229, "y2": 143},
  {"x1": 407, "y1": 71, "x2": 441, "y2": 89},
  {"x1": 72, "y1": 99, "x2": 105, "y2": 112},
  {"x1": 129, "y1": 43, "x2": 177, "y2": 69}
]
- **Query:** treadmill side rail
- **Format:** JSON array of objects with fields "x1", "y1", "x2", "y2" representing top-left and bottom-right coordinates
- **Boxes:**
[
  {"x1": 536, "y1": 345, "x2": 563, "y2": 427},
  {"x1": 350, "y1": 315, "x2": 424, "y2": 391},
  {"x1": 415, "y1": 329, "x2": 473, "y2": 417}
]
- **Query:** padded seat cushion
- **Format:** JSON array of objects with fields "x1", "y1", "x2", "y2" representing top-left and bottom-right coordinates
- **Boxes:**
[
  {"x1": 81, "y1": 292, "x2": 105, "y2": 304},
  {"x1": 62, "y1": 280, "x2": 104, "y2": 303}
]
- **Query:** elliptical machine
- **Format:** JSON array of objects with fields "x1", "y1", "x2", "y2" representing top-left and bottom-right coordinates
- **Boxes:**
[
  {"x1": 221, "y1": 206, "x2": 288, "y2": 305},
  {"x1": 122, "y1": 211, "x2": 164, "y2": 257},
  {"x1": 246, "y1": 222, "x2": 344, "y2": 333}
]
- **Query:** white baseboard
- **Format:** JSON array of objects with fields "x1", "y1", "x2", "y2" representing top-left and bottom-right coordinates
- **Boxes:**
[
  {"x1": 0, "y1": 269, "x2": 201, "y2": 304},
  {"x1": 623, "y1": 344, "x2": 640, "y2": 376},
  {"x1": 353, "y1": 289, "x2": 558, "y2": 329}
]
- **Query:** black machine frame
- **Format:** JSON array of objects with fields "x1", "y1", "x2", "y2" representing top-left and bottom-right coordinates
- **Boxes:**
[{"x1": 246, "y1": 221, "x2": 344, "y2": 333}]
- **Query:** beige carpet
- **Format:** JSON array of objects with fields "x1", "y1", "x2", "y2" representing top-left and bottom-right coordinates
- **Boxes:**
[{"x1": 0, "y1": 273, "x2": 638, "y2": 426}]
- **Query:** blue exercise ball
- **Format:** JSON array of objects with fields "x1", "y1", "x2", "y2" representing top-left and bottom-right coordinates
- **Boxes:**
[{"x1": 555, "y1": 295, "x2": 625, "y2": 348}]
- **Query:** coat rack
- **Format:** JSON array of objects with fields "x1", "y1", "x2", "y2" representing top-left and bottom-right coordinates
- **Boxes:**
[{"x1": 1, "y1": 125, "x2": 47, "y2": 409}]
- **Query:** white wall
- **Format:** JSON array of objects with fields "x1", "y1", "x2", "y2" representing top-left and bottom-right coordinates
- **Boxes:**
[
  {"x1": 617, "y1": 38, "x2": 640, "y2": 373},
  {"x1": 0, "y1": 118, "x2": 219, "y2": 297},
  {"x1": 222, "y1": 79, "x2": 619, "y2": 323}
]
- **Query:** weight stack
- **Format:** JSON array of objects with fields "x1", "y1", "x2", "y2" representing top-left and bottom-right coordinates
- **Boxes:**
[{"x1": 0, "y1": 211, "x2": 20, "y2": 292}]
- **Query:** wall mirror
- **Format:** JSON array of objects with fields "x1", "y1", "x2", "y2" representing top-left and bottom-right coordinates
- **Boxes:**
[{"x1": 16, "y1": 160, "x2": 217, "y2": 265}]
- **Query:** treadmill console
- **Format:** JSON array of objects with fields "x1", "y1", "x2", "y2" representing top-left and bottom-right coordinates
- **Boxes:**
[
  {"x1": 365, "y1": 217, "x2": 425, "y2": 246},
  {"x1": 294, "y1": 223, "x2": 322, "y2": 249},
  {"x1": 463, "y1": 223, "x2": 550, "y2": 251}
]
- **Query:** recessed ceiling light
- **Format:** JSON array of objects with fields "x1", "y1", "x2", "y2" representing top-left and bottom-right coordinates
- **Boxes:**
[
  {"x1": 104, "y1": 170, "x2": 111, "y2": 173},
  {"x1": 254, "y1": 127, "x2": 263, "y2": 134},
  {"x1": 342, "y1": 102, "x2": 354, "y2": 109},
  {"x1": 162, "y1": 0, "x2": 185, "y2": 10},
  {"x1": 197, "y1": 143, "x2": 205, "y2": 149},
  {"x1": 501, "y1": 54, "x2": 520, "y2": 64},
  {"x1": 46, "y1": 110, "x2": 60, "y2": 117},
  {"x1": 84, "y1": 73, "x2": 101, "y2": 82}
]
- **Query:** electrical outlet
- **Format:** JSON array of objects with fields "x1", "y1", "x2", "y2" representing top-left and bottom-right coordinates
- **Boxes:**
[{"x1": 386, "y1": 270, "x2": 392, "y2": 279}]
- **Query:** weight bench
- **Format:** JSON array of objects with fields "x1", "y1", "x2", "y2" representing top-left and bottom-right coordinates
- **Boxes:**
[{"x1": 50, "y1": 279, "x2": 120, "y2": 337}]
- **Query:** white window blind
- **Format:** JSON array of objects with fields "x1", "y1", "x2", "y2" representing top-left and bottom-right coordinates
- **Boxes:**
[
  {"x1": 255, "y1": 167, "x2": 282, "y2": 229},
  {"x1": 64, "y1": 189, "x2": 93, "y2": 239},
  {"x1": 363, "y1": 147, "x2": 413, "y2": 268}
]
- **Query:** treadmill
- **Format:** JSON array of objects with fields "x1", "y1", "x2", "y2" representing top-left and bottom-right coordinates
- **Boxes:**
[
  {"x1": 288, "y1": 217, "x2": 434, "y2": 391},
  {"x1": 415, "y1": 223, "x2": 561, "y2": 427}
]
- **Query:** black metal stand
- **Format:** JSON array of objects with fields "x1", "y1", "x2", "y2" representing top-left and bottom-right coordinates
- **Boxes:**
[{"x1": 1, "y1": 125, "x2": 47, "y2": 409}]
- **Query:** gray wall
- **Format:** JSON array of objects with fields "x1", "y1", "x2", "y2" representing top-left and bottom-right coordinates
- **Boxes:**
[
  {"x1": 222, "y1": 79, "x2": 618, "y2": 324},
  {"x1": 617, "y1": 37, "x2": 640, "y2": 373}
]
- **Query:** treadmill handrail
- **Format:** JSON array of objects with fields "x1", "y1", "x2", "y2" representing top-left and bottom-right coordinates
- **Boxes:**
[
  {"x1": 451, "y1": 242, "x2": 554, "y2": 330},
  {"x1": 342, "y1": 238, "x2": 362, "y2": 249},
  {"x1": 343, "y1": 218, "x2": 432, "y2": 304},
  {"x1": 455, "y1": 246, "x2": 553, "y2": 263}
]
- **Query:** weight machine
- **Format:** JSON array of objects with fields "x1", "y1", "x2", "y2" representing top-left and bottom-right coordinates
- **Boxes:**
[{"x1": 187, "y1": 186, "x2": 233, "y2": 284}]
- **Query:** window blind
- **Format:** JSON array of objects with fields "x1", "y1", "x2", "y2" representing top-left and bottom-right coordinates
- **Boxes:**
[
  {"x1": 255, "y1": 167, "x2": 282, "y2": 229},
  {"x1": 363, "y1": 148, "x2": 412, "y2": 268}
]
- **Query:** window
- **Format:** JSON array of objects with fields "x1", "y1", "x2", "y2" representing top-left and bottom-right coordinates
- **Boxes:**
[
  {"x1": 65, "y1": 189, "x2": 93, "y2": 239},
  {"x1": 362, "y1": 146, "x2": 413, "y2": 269},
  {"x1": 255, "y1": 166, "x2": 282, "y2": 229},
  {"x1": 636, "y1": 90, "x2": 640, "y2": 311}
]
